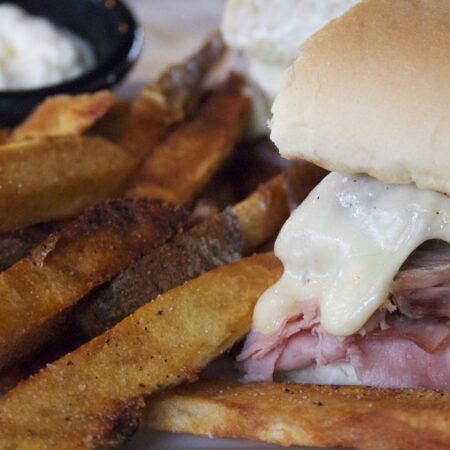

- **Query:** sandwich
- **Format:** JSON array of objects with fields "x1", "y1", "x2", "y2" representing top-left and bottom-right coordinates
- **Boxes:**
[
  {"x1": 222, "y1": 0, "x2": 359, "y2": 134},
  {"x1": 237, "y1": 0, "x2": 450, "y2": 389}
]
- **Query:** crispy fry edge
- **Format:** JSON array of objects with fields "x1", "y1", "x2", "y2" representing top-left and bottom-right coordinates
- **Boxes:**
[
  {"x1": 8, "y1": 91, "x2": 116, "y2": 143},
  {"x1": 0, "y1": 253, "x2": 282, "y2": 449},
  {"x1": 144, "y1": 380, "x2": 450, "y2": 450}
]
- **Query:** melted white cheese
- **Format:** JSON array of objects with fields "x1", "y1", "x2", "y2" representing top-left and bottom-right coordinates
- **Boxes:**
[{"x1": 254, "y1": 173, "x2": 450, "y2": 336}]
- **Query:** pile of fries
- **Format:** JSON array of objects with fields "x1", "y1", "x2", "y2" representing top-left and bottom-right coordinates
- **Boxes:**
[{"x1": 0, "y1": 34, "x2": 447, "y2": 450}]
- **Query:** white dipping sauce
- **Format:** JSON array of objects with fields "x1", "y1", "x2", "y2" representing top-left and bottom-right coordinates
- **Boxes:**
[{"x1": 0, "y1": 4, "x2": 96, "y2": 90}]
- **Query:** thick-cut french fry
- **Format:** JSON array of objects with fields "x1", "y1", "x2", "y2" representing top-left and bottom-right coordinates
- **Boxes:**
[
  {"x1": 76, "y1": 208, "x2": 245, "y2": 338},
  {"x1": 8, "y1": 91, "x2": 116, "y2": 143},
  {"x1": 0, "y1": 136, "x2": 137, "y2": 232},
  {"x1": 144, "y1": 380, "x2": 450, "y2": 450},
  {"x1": 77, "y1": 162, "x2": 324, "y2": 338},
  {"x1": 126, "y1": 75, "x2": 250, "y2": 203},
  {"x1": 0, "y1": 223, "x2": 58, "y2": 272},
  {"x1": 0, "y1": 128, "x2": 8, "y2": 145},
  {"x1": 0, "y1": 253, "x2": 282, "y2": 448},
  {"x1": 0, "y1": 199, "x2": 186, "y2": 373},
  {"x1": 121, "y1": 32, "x2": 225, "y2": 158},
  {"x1": 234, "y1": 162, "x2": 327, "y2": 249},
  {"x1": 89, "y1": 100, "x2": 132, "y2": 143}
]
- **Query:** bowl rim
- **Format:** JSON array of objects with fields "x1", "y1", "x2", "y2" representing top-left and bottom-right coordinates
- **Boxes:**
[{"x1": 0, "y1": 0, "x2": 143, "y2": 97}]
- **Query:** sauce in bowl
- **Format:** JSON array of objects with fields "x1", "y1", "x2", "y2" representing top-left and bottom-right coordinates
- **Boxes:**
[{"x1": 0, "y1": 4, "x2": 96, "y2": 90}]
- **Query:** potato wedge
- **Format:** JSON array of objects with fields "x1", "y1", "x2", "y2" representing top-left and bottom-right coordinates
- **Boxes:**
[
  {"x1": 0, "y1": 253, "x2": 282, "y2": 448},
  {"x1": 0, "y1": 223, "x2": 58, "y2": 272},
  {"x1": 90, "y1": 100, "x2": 132, "y2": 143},
  {"x1": 144, "y1": 380, "x2": 450, "y2": 450},
  {"x1": 0, "y1": 136, "x2": 137, "y2": 232},
  {"x1": 234, "y1": 162, "x2": 327, "y2": 249},
  {"x1": 121, "y1": 32, "x2": 225, "y2": 158},
  {"x1": 126, "y1": 75, "x2": 250, "y2": 203},
  {"x1": 77, "y1": 162, "x2": 325, "y2": 338},
  {"x1": 8, "y1": 91, "x2": 116, "y2": 143},
  {"x1": 0, "y1": 199, "x2": 186, "y2": 373},
  {"x1": 0, "y1": 128, "x2": 9, "y2": 145}
]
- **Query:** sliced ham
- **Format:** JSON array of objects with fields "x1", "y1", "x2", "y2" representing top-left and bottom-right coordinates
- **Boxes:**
[
  {"x1": 392, "y1": 240, "x2": 450, "y2": 318},
  {"x1": 240, "y1": 241, "x2": 450, "y2": 388},
  {"x1": 349, "y1": 337, "x2": 450, "y2": 389},
  {"x1": 240, "y1": 307, "x2": 450, "y2": 389}
]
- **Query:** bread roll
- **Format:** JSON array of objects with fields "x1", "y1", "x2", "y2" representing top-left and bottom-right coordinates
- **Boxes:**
[{"x1": 271, "y1": 0, "x2": 450, "y2": 194}]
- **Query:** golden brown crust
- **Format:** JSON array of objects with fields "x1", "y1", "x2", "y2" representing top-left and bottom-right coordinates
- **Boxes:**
[
  {"x1": 8, "y1": 91, "x2": 116, "y2": 143},
  {"x1": 0, "y1": 254, "x2": 282, "y2": 448},
  {"x1": 0, "y1": 127, "x2": 9, "y2": 145},
  {"x1": 121, "y1": 32, "x2": 225, "y2": 159},
  {"x1": 272, "y1": 0, "x2": 450, "y2": 194},
  {"x1": 233, "y1": 162, "x2": 326, "y2": 248},
  {"x1": 144, "y1": 380, "x2": 450, "y2": 450},
  {"x1": 0, "y1": 199, "x2": 186, "y2": 373},
  {"x1": 126, "y1": 75, "x2": 250, "y2": 204},
  {"x1": 0, "y1": 136, "x2": 137, "y2": 232}
]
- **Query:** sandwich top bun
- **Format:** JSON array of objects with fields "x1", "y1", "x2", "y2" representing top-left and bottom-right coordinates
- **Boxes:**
[
  {"x1": 271, "y1": 0, "x2": 450, "y2": 195},
  {"x1": 222, "y1": 0, "x2": 358, "y2": 99}
]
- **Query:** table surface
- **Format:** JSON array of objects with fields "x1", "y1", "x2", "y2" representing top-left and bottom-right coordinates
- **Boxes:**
[{"x1": 120, "y1": 0, "x2": 226, "y2": 96}]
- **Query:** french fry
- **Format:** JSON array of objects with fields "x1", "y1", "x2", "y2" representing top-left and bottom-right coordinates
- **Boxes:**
[
  {"x1": 0, "y1": 223, "x2": 58, "y2": 272},
  {"x1": 77, "y1": 162, "x2": 324, "y2": 338},
  {"x1": 0, "y1": 136, "x2": 137, "y2": 232},
  {"x1": 0, "y1": 253, "x2": 282, "y2": 448},
  {"x1": 144, "y1": 380, "x2": 450, "y2": 450},
  {"x1": 0, "y1": 199, "x2": 186, "y2": 373},
  {"x1": 0, "y1": 127, "x2": 9, "y2": 145},
  {"x1": 90, "y1": 100, "x2": 132, "y2": 143},
  {"x1": 233, "y1": 161, "x2": 327, "y2": 249},
  {"x1": 75, "y1": 208, "x2": 245, "y2": 338},
  {"x1": 126, "y1": 75, "x2": 250, "y2": 203},
  {"x1": 121, "y1": 32, "x2": 225, "y2": 158},
  {"x1": 8, "y1": 91, "x2": 116, "y2": 143}
]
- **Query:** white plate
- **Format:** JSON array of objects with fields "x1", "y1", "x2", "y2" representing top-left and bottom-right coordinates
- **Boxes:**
[{"x1": 125, "y1": 430, "x2": 307, "y2": 450}]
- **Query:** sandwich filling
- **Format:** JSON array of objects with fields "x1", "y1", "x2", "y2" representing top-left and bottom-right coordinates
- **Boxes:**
[{"x1": 240, "y1": 173, "x2": 450, "y2": 389}]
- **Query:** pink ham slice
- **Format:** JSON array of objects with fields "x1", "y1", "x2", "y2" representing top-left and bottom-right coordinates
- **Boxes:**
[
  {"x1": 240, "y1": 241, "x2": 450, "y2": 388},
  {"x1": 392, "y1": 240, "x2": 450, "y2": 319},
  {"x1": 239, "y1": 307, "x2": 450, "y2": 389}
]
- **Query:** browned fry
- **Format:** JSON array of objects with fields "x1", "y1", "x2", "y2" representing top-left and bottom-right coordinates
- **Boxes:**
[
  {"x1": 0, "y1": 128, "x2": 9, "y2": 144},
  {"x1": 8, "y1": 91, "x2": 116, "y2": 143},
  {"x1": 144, "y1": 380, "x2": 450, "y2": 450},
  {"x1": 73, "y1": 162, "x2": 322, "y2": 338},
  {"x1": 0, "y1": 223, "x2": 58, "y2": 272},
  {"x1": 126, "y1": 75, "x2": 250, "y2": 203},
  {"x1": 90, "y1": 100, "x2": 132, "y2": 143},
  {"x1": 121, "y1": 32, "x2": 225, "y2": 158},
  {"x1": 233, "y1": 162, "x2": 327, "y2": 249},
  {"x1": 0, "y1": 136, "x2": 137, "y2": 233},
  {"x1": 0, "y1": 253, "x2": 282, "y2": 448},
  {"x1": 0, "y1": 199, "x2": 186, "y2": 373}
]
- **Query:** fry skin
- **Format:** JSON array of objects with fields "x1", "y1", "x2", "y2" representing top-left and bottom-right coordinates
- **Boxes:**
[
  {"x1": 8, "y1": 91, "x2": 116, "y2": 143},
  {"x1": 0, "y1": 223, "x2": 58, "y2": 272},
  {"x1": 0, "y1": 199, "x2": 186, "y2": 373},
  {"x1": 144, "y1": 380, "x2": 450, "y2": 450},
  {"x1": 75, "y1": 162, "x2": 322, "y2": 338},
  {"x1": 121, "y1": 32, "x2": 225, "y2": 158},
  {"x1": 0, "y1": 136, "x2": 137, "y2": 232},
  {"x1": 0, "y1": 253, "x2": 282, "y2": 449},
  {"x1": 126, "y1": 75, "x2": 250, "y2": 204},
  {"x1": 233, "y1": 162, "x2": 327, "y2": 249}
]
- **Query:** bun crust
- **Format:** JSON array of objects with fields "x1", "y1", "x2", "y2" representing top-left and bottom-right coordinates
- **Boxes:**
[{"x1": 271, "y1": 0, "x2": 450, "y2": 195}]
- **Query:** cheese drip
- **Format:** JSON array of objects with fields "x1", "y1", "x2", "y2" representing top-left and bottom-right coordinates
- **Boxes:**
[{"x1": 254, "y1": 173, "x2": 450, "y2": 336}]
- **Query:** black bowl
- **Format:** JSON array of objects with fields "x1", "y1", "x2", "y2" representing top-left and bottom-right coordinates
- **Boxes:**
[{"x1": 0, "y1": 0, "x2": 143, "y2": 125}]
